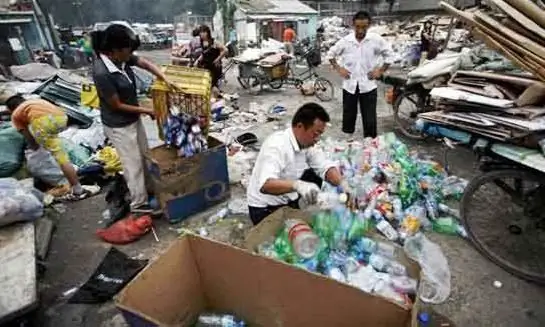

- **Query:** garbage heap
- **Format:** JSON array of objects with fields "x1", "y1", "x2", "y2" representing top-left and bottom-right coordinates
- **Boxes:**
[
  {"x1": 440, "y1": 0, "x2": 545, "y2": 83},
  {"x1": 258, "y1": 133, "x2": 464, "y2": 306}
]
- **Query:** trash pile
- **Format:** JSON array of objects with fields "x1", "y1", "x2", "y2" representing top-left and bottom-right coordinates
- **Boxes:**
[
  {"x1": 419, "y1": 70, "x2": 545, "y2": 144},
  {"x1": 319, "y1": 16, "x2": 350, "y2": 51},
  {"x1": 441, "y1": 1, "x2": 545, "y2": 83},
  {"x1": 255, "y1": 133, "x2": 463, "y2": 306},
  {"x1": 316, "y1": 133, "x2": 467, "y2": 238},
  {"x1": 0, "y1": 177, "x2": 45, "y2": 227}
]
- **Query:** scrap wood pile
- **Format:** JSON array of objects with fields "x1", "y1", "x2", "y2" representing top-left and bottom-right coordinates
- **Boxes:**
[
  {"x1": 440, "y1": 0, "x2": 545, "y2": 82},
  {"x1": 416, "y1": 1, "x2": 545, "y2": 147},
  {"x1": 421, "y1": 70, "x2": 545, "y2": 143}
]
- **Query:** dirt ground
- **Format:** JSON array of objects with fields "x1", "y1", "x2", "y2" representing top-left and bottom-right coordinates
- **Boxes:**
[{"x1": 10, "y1": 50, "x2": 545, "y2": 327}]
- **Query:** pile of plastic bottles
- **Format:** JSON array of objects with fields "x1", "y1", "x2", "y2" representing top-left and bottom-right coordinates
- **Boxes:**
[
  {"x1": 258, "y1": 213, "x2": 418, "y2": 307},
  {"x1": 163, "y1": 111, "x2": 208, "y2": 158},
  {"x1": 317, "y1": 132, "x2": 468, "y2": 238},
  {"x1": 195, "y1": 313, "x2": 246, "y2": 327}
]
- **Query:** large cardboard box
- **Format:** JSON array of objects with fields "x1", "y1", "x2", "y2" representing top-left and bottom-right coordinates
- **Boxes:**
[
  {"x1": 116, "y1": 220, "x2": 419, "y2": 326},
  {"x1": 144, "y1": 137, "x2": 230, "y2": 223},
  {"x1": 244, "y1": 207, "x2": 421, "y2": 327}
]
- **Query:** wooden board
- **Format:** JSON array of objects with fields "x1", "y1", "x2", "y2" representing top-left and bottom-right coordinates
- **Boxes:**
[
  {"x1": 474, "y1": 11, "x2": 545, "y2": 62},
  {"x1": 503, "y1": 0, "x2": 545, "y2": 29},
  {"x1": 0, "y1": 222, "x2": 37, "y2": 323},
  {"x1": 489, "y1": 0, "x2": 545, "y2": 41}
]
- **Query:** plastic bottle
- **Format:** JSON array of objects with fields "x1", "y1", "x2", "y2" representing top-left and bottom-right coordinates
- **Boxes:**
[
  {"x1": 390, "y1": 275, "x2": 418, "y2": 294},
  {"x1": 316, "y1": 192, "x2": 347, "y2": 209},
  {"x1": 376, "y1": 219, "x2": 399, "y2": 241},
  {"x1": 432, "y1": 217, "x2": 466, "y2": 237},
  {"x1": 368, "y1": 254, "x2": 407, "y2": 276},
  {"x1": 285, "y1": 219, "x2": 320, "y2": 259},
  {"x1": 391, "y1": 196, "x2": 404, "y2": 221},
  {"x1": 438, "y1": 203, "x2": 460, "y2": 219},
  {"x1": 207, "y1": 207, "x2": 229, "y2": 224},
  {"x1": 196, "y1": 314, "x2": 246, "y2": 327}
]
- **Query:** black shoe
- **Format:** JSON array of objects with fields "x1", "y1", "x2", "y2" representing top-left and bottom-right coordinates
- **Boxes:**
[{"x1": 131, "y1": 204, "x2": 162, "y2": 216}]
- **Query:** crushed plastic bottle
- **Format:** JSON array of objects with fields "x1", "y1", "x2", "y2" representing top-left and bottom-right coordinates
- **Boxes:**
[
  {"x1": 196, "y1": 314, "x2": 246, "y2": 327},
  {"x1": 404, "y1": 233, "x2": 451, "y2": 304}
]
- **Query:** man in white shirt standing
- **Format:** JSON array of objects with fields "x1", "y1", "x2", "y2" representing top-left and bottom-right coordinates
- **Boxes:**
[
  {"x1": 247, "y1": 103, "x2": 349, "y2": 225},
  {"x1": 327, "y1": 11, "x2": 394, "y2": 139}
]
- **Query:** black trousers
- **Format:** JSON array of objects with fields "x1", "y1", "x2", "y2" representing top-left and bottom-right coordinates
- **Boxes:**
[
  {"x1": 248, "y1": 169, "x2": 323, "y2": 225},
  {"x1": 342, "y1": 86, "x2": 378, "y2": 138}
]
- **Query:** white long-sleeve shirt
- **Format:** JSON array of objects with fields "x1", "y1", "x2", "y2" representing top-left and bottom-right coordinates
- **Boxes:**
[
  {"x1": 327, "y1": 32, "x2": 394, "y2": 94},
  {"x1": 247, "y1": 128, "x2": 336, "y2": 208}
]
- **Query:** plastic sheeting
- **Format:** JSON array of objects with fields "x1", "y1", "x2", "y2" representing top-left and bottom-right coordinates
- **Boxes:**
[{"x1": 25, "y1": 148, "x2": 68, "y2": 186}]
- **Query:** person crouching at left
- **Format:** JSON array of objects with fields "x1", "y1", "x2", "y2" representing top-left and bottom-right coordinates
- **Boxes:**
[{"x1": 6, "y1": 95, "x2": 91, "y2": 200}]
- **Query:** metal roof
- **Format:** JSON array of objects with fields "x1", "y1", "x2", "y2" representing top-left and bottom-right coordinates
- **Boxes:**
[{"x1": 237, "y1": 0, "x2": 317, "y2": 15}]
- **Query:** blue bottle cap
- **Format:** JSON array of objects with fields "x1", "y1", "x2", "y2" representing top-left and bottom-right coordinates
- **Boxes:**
[{"x1": 418, "y1": 312, "x2": 430, "y2": 324}]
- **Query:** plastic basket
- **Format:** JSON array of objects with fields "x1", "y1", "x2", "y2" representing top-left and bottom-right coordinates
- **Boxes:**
[{"x1": 151, "y1": 65, "x2": 212, "y2": 139}]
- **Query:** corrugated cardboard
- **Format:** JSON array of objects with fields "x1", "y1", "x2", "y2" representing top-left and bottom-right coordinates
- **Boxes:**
[{"x1": 116, "y1": 230, "x2": 419, "y2": 326}]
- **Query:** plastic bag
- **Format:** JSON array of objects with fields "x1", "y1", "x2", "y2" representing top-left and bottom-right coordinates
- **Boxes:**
[
  {"x1": 25, "y1": 148, "x2": 68, "y2": 186},
  {"x1": 0, "y1": 123, "x2": 25, "y2": 177},
  {"x1": 404, "y1": 233, "x2": 451, "y2": 304},
  {"x1": 61, "y1": 139, "x2": 91, "y2": 167},
  {"x1": 0, "y1": 177, "x2": 44, "y2": 227}
]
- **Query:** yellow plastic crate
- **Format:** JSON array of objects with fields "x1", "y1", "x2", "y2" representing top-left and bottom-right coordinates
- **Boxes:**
[{"x1": 151, "y1": 65, "x2": 212, "y2": 139}]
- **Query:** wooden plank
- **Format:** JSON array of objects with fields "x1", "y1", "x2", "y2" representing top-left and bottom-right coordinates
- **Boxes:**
[
  {"x1": 0, "y1": 222, "x2": 37, "y2": 323},
  {"x1": 474, "y1": 11, "x2": 545, "y2": 62},
  {"x1": 489, "y1": 0, "x2": 545, "y2": 41},
  {"x1": 503, "y1": 0, "x2": 545, "y2": 29},
  {"x1": 502, "y1": 18, "x2": 545, "y2": 47}
]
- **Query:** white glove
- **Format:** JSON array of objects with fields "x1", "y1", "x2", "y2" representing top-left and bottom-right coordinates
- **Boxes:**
[
  {"x1": 340, "y1": 180, "x2": 353, "y2": 195},
  {"x1": 293, "y1": 180, "x2": 320, "y2": 205}
]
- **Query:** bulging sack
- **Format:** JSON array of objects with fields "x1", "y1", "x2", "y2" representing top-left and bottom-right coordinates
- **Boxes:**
[
  {"x1": 0, "y1": 178, "x2": 44, "y2": 227},
  {"x1": 25, "y1": 148, "x2": 68, "y2": 186}
]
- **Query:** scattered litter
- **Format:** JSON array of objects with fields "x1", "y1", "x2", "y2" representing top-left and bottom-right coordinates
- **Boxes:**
[{"x1": 493, "y1": 280, "x2": 503, "y2": 289}]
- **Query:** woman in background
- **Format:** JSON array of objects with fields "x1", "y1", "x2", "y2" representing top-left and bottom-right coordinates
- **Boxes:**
[{"x1": 194, "y1": 25, "x2": 227, "y2": 89}]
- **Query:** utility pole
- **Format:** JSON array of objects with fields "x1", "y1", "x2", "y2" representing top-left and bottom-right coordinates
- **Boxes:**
[{"x1": 72, "y1": 0, "x2": 85, "y2": 29}]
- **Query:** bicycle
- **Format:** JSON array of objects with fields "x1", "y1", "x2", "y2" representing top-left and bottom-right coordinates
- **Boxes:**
[
  {"x1": 382, "y1": 71, "x2": 450, "y2": 140},
  {"x1": 241, "y1": 47, "x2": 334, "y2": 102},
  {"x1": 457, "y1": 140, "x2": 545, "y2": 284}
]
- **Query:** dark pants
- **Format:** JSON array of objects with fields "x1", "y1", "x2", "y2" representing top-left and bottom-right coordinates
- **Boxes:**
[
  {"x1": 248, "y1": 169, "x2": 323, "y2": 225},
  {"x1": 342, "y1": 86, "x2": 378, "y2": 138}
]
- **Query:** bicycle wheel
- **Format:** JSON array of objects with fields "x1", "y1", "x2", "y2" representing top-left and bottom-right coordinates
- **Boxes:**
[
  {"x1": 237, "y1": 77, "x2": 249, "y2": 89},
  {"x1": 314, "y1": 77, "x2": 334, "y2": 102},
  {"x1": 246, "y1": 74, "x2": 263, "y2": 95},
  {"x1": 269, "y1": 79, "x2": 284, "y2": 89},
  {"x1": 461, "y1": 169, "x2": 545, "y2": 284},
  {"x1": 393, "y1": 91, "x2": 426, "y2": 140}
]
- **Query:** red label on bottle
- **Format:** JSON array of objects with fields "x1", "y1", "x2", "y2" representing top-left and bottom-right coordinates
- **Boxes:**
[{"x1": 287, "y1": 221, "x2": 312, "y2": 243}]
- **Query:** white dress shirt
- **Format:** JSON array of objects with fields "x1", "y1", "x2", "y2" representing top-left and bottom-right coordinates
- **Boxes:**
[
  {"x1": 247, "y1": 128, "x2": 337, "y2": 208},
  {"x1": 327, "y1": 32, "x2": 394, "y2": 95}
]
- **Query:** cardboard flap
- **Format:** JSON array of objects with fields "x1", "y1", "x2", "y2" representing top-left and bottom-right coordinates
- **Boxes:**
[
  {"x1": 191, "y1": 235, "x2": 411, "y2": 327},
  {"x1": 116, "y1": 237, "x2": 205, "y2": 326}
]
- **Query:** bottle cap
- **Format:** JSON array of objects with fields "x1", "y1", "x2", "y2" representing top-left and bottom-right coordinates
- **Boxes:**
[{"x1": 418, "y1": 312, "x2": 430, "y2": 324}]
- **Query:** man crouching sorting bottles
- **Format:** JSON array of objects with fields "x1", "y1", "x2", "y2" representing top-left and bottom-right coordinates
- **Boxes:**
[{"x1": 247, "y1": 103, "x2": 351, "y2": 225}]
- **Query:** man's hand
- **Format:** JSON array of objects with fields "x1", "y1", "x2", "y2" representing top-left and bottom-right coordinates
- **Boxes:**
[
  {"x1": 293, "y1": 180, "x2": 320, "y2": 205},
  {"x1": 336, "y1": 66, "x2": 351, "y2": 79},
  {"x1": 213, "y1": 58, "x2": 221, "y2": 67},
  {"x1": 164, "y1": 79, "x2": 180, "y2": 91},
  {"x1": 368, "y1": 67, "x2": 385, "y2": 80}
]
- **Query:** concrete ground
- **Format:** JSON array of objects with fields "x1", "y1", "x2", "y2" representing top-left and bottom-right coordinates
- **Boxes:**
[{"x1": 13, "y1": 50, "x2": 545, "y2": 327}]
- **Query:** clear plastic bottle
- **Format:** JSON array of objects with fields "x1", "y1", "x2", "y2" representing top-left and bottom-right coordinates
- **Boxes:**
[
  {"x1": 316, "y1": 192, "x2": 347, "y2": 209},
  {"x1": 376, "y1": 219, "x2": 399, "y2": 241},
  {"x1": 196, "y1": 314, "x2": 246, "y2": 327},
  {"x1": 285, "y1": 219, "x2": 320, "y2": 259}
]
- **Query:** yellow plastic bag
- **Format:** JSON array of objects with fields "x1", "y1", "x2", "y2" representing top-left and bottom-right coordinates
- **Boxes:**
[
  {"x1": 96, "y1": 146, "x2": 122, "y2": 174},
  {"x1": 81, "y1": 83, "x2": 100, "y2": 109}
]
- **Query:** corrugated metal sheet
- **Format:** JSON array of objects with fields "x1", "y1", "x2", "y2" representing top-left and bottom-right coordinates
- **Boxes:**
[{"x1": 238, "y1": 0, "x2": 317, "y2": 15}]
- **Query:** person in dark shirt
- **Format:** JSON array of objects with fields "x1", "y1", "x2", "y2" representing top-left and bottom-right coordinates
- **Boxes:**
[
  {"x1": 91, "y1": 24, "x2": 176, "y2": 215},
  {"x1": 194, "y1": 25, "x2": 227, "y2": 89},
  {"x1": 420, "y1": 21, "x2": 433, "y2": 65}
]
